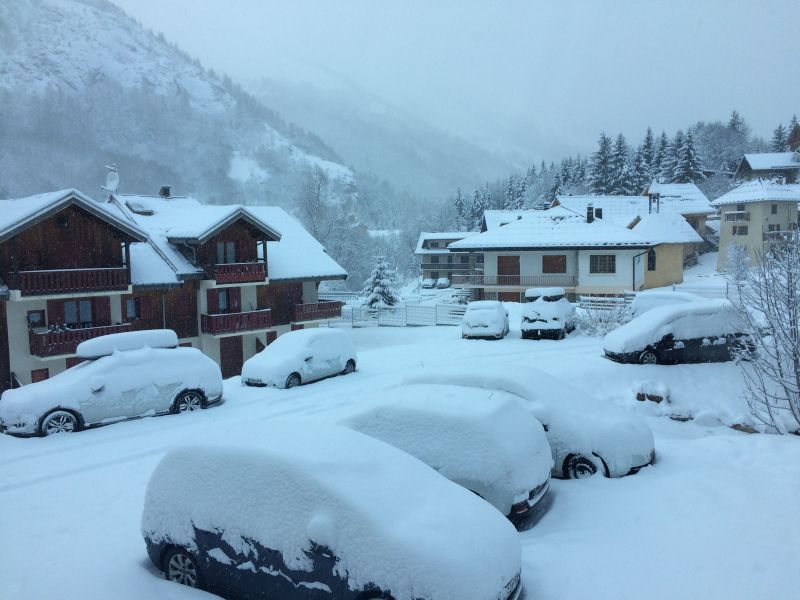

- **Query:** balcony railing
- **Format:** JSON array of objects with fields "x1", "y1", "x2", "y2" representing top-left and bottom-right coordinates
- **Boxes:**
[
  {"x1": 763, "y1": 230, "x2": 796, "y2": 243},
  {"x1": 452, "y1": 274, "x2": 578, "y2": 287},
  {"x1": 724, "y1": 211, "x2": 750, "y2": 222},
  {"x1": 16, "y1": 268, "x2": 129, "y2": 296},
  {"x1": 211, "y1": 262, "x2": 267, "y2": 284},
  {"x1": 29, "y1": 323, "x2": 133, "y2": 357},
  {"x1": 201, "y1": 309, "x2": 272, "y2": 335},
  {"x1": 294, "y1": 301, "x2": 344, "y2": 322}
]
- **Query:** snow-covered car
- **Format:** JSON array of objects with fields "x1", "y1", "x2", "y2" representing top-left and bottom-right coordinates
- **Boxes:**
[
  {"x1": 604, "y1": 299, "x2": 752, "y2": 365},
  {"x1": 462, "y1": 300, "x2": 509, "y2": 340},
  {"x1": 241, "y1": 328, "x2": 356, "y2": 389},
  {"x1": 436, "y1": 277, "x2": 451, "y2": 289},
  {"x1": 0, "y1": 330, "x2": 222, "y2": 437},
  {"x1": 142, "y1": 422, "x2": 523, "y2": 600},
  {"x1": 521, "y1": 287, "x2": 576, "y2": 340},
  {"x1": 421, "y1": 278, "x2": 435, "y2": 289},
  {"x1": 403, "y1": 368, "x2": 655, "y2": 479},
  {"x1": 630, "y1": 289, "x2": 704, "y2": 318},
  {"x1": 340, "y1": 383, "x2": 553, "y2": 525}
]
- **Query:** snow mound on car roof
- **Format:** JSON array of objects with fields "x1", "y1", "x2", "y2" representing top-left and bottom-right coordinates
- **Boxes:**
[
  {"x1": 76, "y1": 329, "x2": 178, "y2": 358},
  {"x1": 340, "y1": 384, "x2": 553, "y2": 513},
  {"x1": 604, "y1": 299, "x2": 740, "y2": 354},
  {"x1": 141, "y1": 422, "x2": 520, "y2": 600}
]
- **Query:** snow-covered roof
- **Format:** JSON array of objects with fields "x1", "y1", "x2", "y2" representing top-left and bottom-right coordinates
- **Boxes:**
[
  {"x1": 645, "y1": 181, "x2": 710, "y2": 205},
  {"x1": 741, "y1": 152, "x2": 800, "y2": 171},
  {"x1": 0, "y1": 188, "x2": 147, "y2": 244},
  {"x1": 415, "y1": 231, "x2": 476, "y2": 254},
  {"x1": 450, "y1": 206, "x2": 650, "y2": 250},
  {"x1": 709, "y1": 179, "x2": 800, "y2": 207},
  {"x1": 555, "y1": 193, "x2": 714, "y2": 227},
  {"x1": 482, "y1": 210, "x2": 538, "y2": 230},
  {"x1": 631, "y1": 212, "x2": 704, "y2": 245}
]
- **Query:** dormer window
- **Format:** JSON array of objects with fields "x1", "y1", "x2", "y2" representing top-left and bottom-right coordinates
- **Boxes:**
[{"x1": 216, "y1": 241, "x2": 237, "y2": 264}]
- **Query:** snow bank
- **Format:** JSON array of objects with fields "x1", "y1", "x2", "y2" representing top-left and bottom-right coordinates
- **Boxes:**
[
  {"x1": 76, "y1": 329, "x2": 178, "y2": 359},
  {"x1": 604, "y1": 300, "x2": 741, "y2": 354},
  {"x1": 340, "y1": 383, "x2": 553, "y2": 515},
  {"x1": 141, "y1": 422, "x2": 520, "y2": 600}
]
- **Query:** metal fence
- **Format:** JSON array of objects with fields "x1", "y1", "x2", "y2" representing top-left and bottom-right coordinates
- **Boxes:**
[
  {"x1": 345, "y1": 304, "x2": 466, "y2": 327},
  {"x1": 578, "y1": 293, "x2": 635, "y2": 311}
]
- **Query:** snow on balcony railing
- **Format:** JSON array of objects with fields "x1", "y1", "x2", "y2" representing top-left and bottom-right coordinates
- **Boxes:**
[
  {"x1": 17, "y1": 267, "x2": 129, "y2": 296},
  {"x1": 200, "y1": 309, "x2": 272, "y2": 335},
  {"x1": 211, "y1": 262, "x2": 267, "y2": 284},
  {"x1": 294, "y1": 301, "x2": 344, "y2": 322}
]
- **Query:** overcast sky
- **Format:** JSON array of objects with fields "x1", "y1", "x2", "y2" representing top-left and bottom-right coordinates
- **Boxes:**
[{"x1": 113, "y1": 0, "x2": 800, "y2": 160}]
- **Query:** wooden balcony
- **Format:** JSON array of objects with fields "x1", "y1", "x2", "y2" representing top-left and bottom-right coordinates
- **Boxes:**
[
  {"x1": 29, "y1": 323, "x2": 133, "y2": 357},
  {"x1": 16, "y1": 268, "x2": 129, "y2": 296},
  {"x1": 452, "y1": 274, "x2": 578, "y2": 288},
  {"x1": 211, "y1": 262, "x2": 266, "y2": 284},
  {"x1": 294, "y1": 301, "x2": 344, "y2": 322},
  {"x1": 201, "y1": 309, "x2": 272, "y2": 335}
]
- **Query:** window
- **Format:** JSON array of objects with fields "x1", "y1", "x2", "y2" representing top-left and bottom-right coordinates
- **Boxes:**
[
  {"x1": 430, "y1": 242, "x2": 439, "y2": 248},
  {"x1": 771, "y1": 204, "x2": 778, "y2": 215},
  {"x1": 460, "y1": 255, "x2": 469, "y2": 264},
  {"x1": 476, "y1": 254, "x2": 484, "y2": 264},
  {"x1": 647, "y1": 249, "x2": 657, "y2": 271},
  {"x1": 542, "y1": 255, "x2": 567, "y2": 274},
  {"x1": 216, "y1": 241, "x2": 237, "y2": 264},
  {"x1": 64, "y1": 300, "x2": 93, "y2": 328},
  {"x1": 768, "y1": 224, "x2": 780, "y2": 232},
  {"x1": 430, "y1": 256, "x2": 439, "y2": 264},
  {"x1": 733, "y1": 226, "x2": 749, "y2": 236},
  {"x1": 126, "y1": 298, "x2": 140, "y2": 320},
  {"x1": 218, "y1": 289, "x2": 229, "y2": 313},
  {"x1": 447, "y1": 255, "x2": 453, "y2": 264},
  {"x1": 589, "y1": 255, "x2": 616, "y2": 274},
  {"x1": 736, "y1": 204, "x2": 745, "y2": 212},
  {"x1": 27, "y1": 310, "x2": 45, "y2": 329},
  {"x1": 431, "y1": 271, "x2": 439, "y2": 280},
  {"x1": 31, "y1": 368, "x2": 49, "y2": 383}
]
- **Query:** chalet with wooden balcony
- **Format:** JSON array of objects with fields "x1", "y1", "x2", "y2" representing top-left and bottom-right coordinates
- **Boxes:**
[
  {"x1": 414, "y1": 232, "x2": 481, "y2": 284},
  {"x1": 0, "y1": 185, "x2": 347, "y2": 390}
]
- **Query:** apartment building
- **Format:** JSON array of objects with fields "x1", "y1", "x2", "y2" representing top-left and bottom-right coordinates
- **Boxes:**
[{"x1": 414, "y1": 232, "x2": 479, "y2": 282}]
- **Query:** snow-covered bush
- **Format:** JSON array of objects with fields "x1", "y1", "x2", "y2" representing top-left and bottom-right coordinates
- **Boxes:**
[
  {"x1": 575, "y1": 305, "x2": 630, "y2": 337},
  {"x1": 361, "y1": 255, "x2": 400, "y2": 308}
]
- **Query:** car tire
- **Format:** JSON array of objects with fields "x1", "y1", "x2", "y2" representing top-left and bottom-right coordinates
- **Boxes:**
[
  {"x1": 172, "y1": 390, "x2": 205, "y2": 414},
  {"x1": 39, "y1": 409, "x2": 81, "y2": 436},
  {"x1": 163, "y1": 547, "x2": 204, "y2": 589},
  {"x1": 563, "y1": 454, "x2": 598, "y2": 479},
  {"x1": 556, "y1": 328, "x2": 566, "y2": 340},
  {"x1": 638, "y1": 350, "x2": 659, "y2": 365},
  {"x1": 286, "y1": 373, "x2": 301, "y2": 388},
  {"x1": 342, "y1": 359, "x2": 356, "y2": 375}
]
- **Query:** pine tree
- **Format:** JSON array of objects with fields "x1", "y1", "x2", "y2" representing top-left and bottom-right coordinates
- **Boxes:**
[
  {"x1": 469, "y1": 188, "x2": 483, "y2": 231},
  {"x1": 610, "y1": 133, "x2": 636, "y2": 194},
  {"x1": 672, "y1": 130, "x2": 706, "y2": 183},
  {"x1": 790, "y1": 114, "x2": 798, "y2": 130},
  {"x1": 660, "y1": 130, "x2": 684, "y2": 183},
  {"x1": 362, "y1": 255, "x2": 400, "y2": 308},
  {"x1": 770, "y1": 124, "x2": 788, "y2": 152},
  {"x1": 652, "y1": 131, "x2": 669, "y2": 179},
  {"x1": 547, "y1": 170, "x2": 563, "y2": 204},
  {"x1": 453, "y1": 187, "x2": 467, "y2": 230},
  {"x1": 589, "y1": 133, "x2": 614, "y2": 194},
  {"x1": 728, "y1": 110, "x2": 747, "y2": 140},
  {"x1": 640, "y1": 127, "x2": 655, "y2": 177},
  {"x1": 631, "y1": 148, "x2": 650, "y2": 193}
]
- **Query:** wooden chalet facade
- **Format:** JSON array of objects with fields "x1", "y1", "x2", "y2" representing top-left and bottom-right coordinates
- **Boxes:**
[{"x1": 0, "y1": 188, "x2": 348, "y2": 391}]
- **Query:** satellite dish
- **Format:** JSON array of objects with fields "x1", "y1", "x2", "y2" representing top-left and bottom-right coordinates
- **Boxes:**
[{"x1": 101, "y1": 163, "x2": 119, "y2": 195}]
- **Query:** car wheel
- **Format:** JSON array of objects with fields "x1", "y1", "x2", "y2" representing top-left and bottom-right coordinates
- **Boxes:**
[
  {"x1": 39, "y1": 409, "x2": 81, "y2": 436},
  {"x1": 563, "y1": 455, "x2": 598, "y2": 479},
  {"x1": 639, "y1": 350, "x2": 659, "y2": 365},
  {"x1": 163, "y1": 547, "x2": 203, "y2": 589},
  {"x1": 173, "y1": 390, "x2": 205, "y2": 413},
  {"x1": 556, "y1": 328, "x2": 566, "y2": 340},
  {"x1": 342, "y1": 359, "x2": 356, "y2": 375},
  {"x1": 286, "y1": 373, "x2": 302, "y2": 388}
]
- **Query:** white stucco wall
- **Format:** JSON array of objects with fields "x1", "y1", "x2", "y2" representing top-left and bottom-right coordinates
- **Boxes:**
[{"x1": 577, "y1": 249, "x2": 646, "y2": 293}]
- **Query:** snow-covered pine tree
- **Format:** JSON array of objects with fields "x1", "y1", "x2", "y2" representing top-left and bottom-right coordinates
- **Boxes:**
[
  {"x1": 610, "y1": 133, "x2": 636, "y2": 194},
  {"x1": 362, "y1": 255, "x2": 400, "y2": 308},
  {"x1": 790, "y1": 114, "x2": 799, "y2": 130},
  {"x1": 672, "y1": 130, "x2": 706, "y2": 184},
  {"x1": 631, "y1": 148, "x2": 650, "y2": 193},
  {"x1": 652, "y1": 131, "x2": 669, "y2": 180},
  {"x1": 640, "y1": 127, "x2": 655, "y2": 176},
  {"x1": 571, "y1": 154, "x2": 586, "y2": 187},
  {"x1": 589, "y1": 133, "x2": 613, "y2": 194},
  {"x1": 728, "y1": 110, "x2": 748, "y2": 140},
  {"x1": 547, "y1": 167, "x2": 563, "y2": 204},
  {"x1": 453, "y1": 187, "x2": 467, "y2": 230},
  {"x1": 770, "y1": 124, "x2": 788, "y2": 152},
  {"x1": 469, "y1": 188, "x2": 483, "y2": 231},
  {"x1": 659, "y1": 130, "x2": 684, "y2": 183}
]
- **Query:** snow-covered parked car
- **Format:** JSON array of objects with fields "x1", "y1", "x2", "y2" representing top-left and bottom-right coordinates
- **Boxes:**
[
  {"x1": 604, "y1": 299, "x2": 752, "y2": 365},
  {"x1": 241, "y1": 328, "x2": 356, "y2": 389},
  {"x1": 0, "y1": 330, "x2": 222, "y2": 437},
  {"x1": 630, "y1": 289, "x2": 704, "y2": 318},
  {"x1": 340, "y1": 383, "x2": 553, "y2": 525},
  {"x1": 462, "y1": 300, "x2": 509, "y2": 340},
  {"x1": 421, "y1": 278, "x2": 435, "y2": 289},
  {"x1": 436, "y1": 277, "x2": 451, "y2": 289},
  {"x1": 142, "y1": 422, "x2": 523, "y2": 600},
  {"x1": 403, "y1": 368, "x2": 655, "y2": 479},
  {"x1": 521, "y1": 287, "x2": 575, "y2": 340}
]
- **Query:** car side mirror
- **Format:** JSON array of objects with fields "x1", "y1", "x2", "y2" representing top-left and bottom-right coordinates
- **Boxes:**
[{"x1": 90, "y1": 376, "x2": 105, "y2": 393}]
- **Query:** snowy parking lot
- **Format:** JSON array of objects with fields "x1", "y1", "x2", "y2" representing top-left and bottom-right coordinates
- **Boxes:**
[{"x1": 1, "y1": 322, "x2": 799, "y2": 599}]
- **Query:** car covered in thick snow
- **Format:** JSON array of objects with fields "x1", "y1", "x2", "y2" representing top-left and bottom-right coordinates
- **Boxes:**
[
  {"x1": 421, "y1": 278, "x2": 435, "y2": 289},
  {"x1": 340, "y1": 383, "x2": 553, "y2": 525},
  {"x1": 521, "y1": 287, "x2": 576, "y2": 340},
  {"x1": 241, "y1": 328, "x2": 356, "y2": 389},
  {"x1": 629, "y1": 289, "x2": 704, "y2": 318},
  {"x1": 142, "y1": 422, "x2": 523, "y2": 600},
  {"x1": 603, "y1": 299, "x2": 752, "y2": 365},
  {"x1": 403, "y1": 368, "x2": 655, "y2": 479},
  {"x1": 462, "y1": 300, "x2": 509, "y2": 340},
  {"x1": 436, "y1": 277, "x2": 451, "y2": 289},
  {"x1": 0, "y1": 330, "x2": 222, "y2": 437}
]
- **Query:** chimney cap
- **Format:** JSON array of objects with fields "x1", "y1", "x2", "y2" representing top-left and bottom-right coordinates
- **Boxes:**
[{"x1": 159, "y1": 185, "x2": 172, "y2": 198}]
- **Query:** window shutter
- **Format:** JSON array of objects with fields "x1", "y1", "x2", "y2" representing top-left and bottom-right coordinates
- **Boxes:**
[
  {"x1": 93, "y1": 297, "x2": 111, "y2": 326},
  {"x1": 228, "y1": 287, "x2": 241, "y2": 312},
  {"x1": 47, "y1": 300, "x2": 65, "y2": 326},
  {"x1": 206, "y1": 289, "x2": 219, "y2": 314}
]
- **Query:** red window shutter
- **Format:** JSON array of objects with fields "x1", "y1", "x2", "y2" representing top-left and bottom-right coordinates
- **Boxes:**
[
  {"x1": 47, "y1": 300, "x2": 65, "y2": 326},
  {"x1": 206, "y1": 289, "x2": 219, "y2": 314},
  {"x1": 93, "y1": 297, "x2": 111, "y2": 326},
  {"x1": 228, "y1": 287, "x2": 241, "y2": 312}
]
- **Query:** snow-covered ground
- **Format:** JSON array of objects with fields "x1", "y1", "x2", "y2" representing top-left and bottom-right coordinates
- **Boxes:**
[{"x1": 1, "y1": 322, "x2": 799, "y2": 599}]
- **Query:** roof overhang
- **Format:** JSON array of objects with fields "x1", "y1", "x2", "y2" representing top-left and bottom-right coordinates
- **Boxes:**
[
  {"x1": 168, "y1": 209, "x2": 282, "y2": 245},
  {"x1": 450, "y1": 244, "x2": 651, "y2": 252},
  {"x1": 269, "y1": 273, "x2": 348, "y2": 283}
]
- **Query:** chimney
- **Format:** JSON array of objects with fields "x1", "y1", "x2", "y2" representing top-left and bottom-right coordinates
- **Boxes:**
[
  {"x1": 648, "y1": 192, "x2": 660, "y2": 214},
  {"x1": 586, "y1": 204, "x2": 594, "y2": 223},
  {"x1": 159, "y1": 185, "x2": 172, "y2": 198}
]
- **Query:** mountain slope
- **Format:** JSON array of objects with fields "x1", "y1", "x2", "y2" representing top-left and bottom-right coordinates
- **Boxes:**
[{"x1": 0, "y1": 0, "x2": 351, "y2": 201}]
